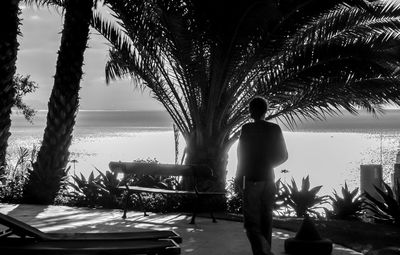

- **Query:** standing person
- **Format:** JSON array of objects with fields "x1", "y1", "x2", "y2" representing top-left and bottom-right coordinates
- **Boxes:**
[{"x1": 236, "y1": 96, "x2": 288, "y2": 255}]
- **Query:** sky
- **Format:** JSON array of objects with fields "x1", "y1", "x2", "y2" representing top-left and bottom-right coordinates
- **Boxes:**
[
  {"x1": 17, "y1": 5, "x2": 164, "y2": 111},
  {"x1": 16, "y1": 3, "x2": 399, "y2": 112}
]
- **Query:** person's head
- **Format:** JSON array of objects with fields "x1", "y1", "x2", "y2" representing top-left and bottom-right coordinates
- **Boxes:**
[{"x1": 249, "y1": 96, "x2": 268, "y2": 120}]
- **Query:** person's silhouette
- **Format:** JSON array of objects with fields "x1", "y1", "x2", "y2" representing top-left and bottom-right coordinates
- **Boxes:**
[{"x1": 236, "y1": 96, "x2": 288, "y2": 255}]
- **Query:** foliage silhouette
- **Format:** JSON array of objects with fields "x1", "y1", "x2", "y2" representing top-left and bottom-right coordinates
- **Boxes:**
[
  {"x1": 0, "y1": 0, "x2": 19, "y2": 170},
  {"x1": 363, "y1": 181, "x2": 400, "y2": 226},
  {"x1": 325, "y1": 182, "x2": 364, "y2": 220},
  {"x1": 283, "y1": 176, "x2": 329, "y2": 218},
  {"x1": 0, "y1": 146, "x2": 37, "y2": 203}
]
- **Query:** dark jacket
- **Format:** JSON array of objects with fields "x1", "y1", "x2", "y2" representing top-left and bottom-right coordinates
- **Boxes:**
[{"x1": 236, "y1": 120, "x2": 288, "y2": 182}]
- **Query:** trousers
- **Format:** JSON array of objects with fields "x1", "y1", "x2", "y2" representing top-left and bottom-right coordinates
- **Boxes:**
[{"x1": 243, "y1": 180, "x2": 275, "y2": 255}]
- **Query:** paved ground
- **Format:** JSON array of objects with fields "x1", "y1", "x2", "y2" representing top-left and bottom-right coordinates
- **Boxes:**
[{"x1": 0, "y1": 203, "x2": 362, "y2": 255}]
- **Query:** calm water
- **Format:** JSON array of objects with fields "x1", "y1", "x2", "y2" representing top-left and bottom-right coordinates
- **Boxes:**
[{"x1": 8, "y1": 110, "x2": 400, "y2": 195}]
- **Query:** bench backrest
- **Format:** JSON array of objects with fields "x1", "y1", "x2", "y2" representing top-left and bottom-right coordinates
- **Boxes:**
[{"x1": 109, "y1": 162, "x2": 214, "y2": 177}]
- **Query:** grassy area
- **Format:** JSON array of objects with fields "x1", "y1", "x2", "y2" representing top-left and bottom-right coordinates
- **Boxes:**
[{"x1": 211, "y1": 213, "x2": 400, "y2": 253}]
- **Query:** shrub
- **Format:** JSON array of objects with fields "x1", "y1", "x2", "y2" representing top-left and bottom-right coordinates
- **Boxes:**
[
  {"x1": 0, "y1": 171, "x2": 27, "y2": 203},
  {"x1": 274, "y1": 179, "x2": 291, "y2": 216},
  {"x1": 67, "y1": 158, "x2": 182, "y2": 212},
  {"x1": 283, "y1": 176, "x2": 329, "y2": 218},
  {"x1": 363, "y1": 181, "x2": 400, "y2": 226},
  {"x1": 0, "y1": 147, "x2": 36, "y2": 203},
  {"x1": 123, "y1": 158, "x2": 180, "y2": 190},
  {"x1": 226, "y1": 177, "x2": 242, "y2": 214},
  {"x1": 325, "y1": 182, "x2": 364, "y2": 220}
]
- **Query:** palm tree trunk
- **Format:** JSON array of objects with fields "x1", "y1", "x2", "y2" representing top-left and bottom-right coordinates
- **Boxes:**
[
  {"x1": 0, "y1": 0, "x2": 20, "y2": 174},
  {"x1": 184, "y1": 134, "x2": 229, "y2": 191},
  {"x1": 23, "y1": 0, "x2": 93, "y2": 204},
  {"x1": 183, "y1": 135, "x2": 230, "y2": 211}
]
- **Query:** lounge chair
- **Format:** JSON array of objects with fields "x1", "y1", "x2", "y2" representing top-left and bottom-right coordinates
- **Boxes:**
[{"x1": 0, "y1": 212, "x2": 181, "y2": 254}]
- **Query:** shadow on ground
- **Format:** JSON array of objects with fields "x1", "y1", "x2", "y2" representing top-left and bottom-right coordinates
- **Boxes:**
[{"x1": 0, "y1": 203, "x2": 361, "y2": 255}]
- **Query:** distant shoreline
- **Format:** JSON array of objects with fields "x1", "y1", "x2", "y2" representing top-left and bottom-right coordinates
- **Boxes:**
[{"x1": 11, "y1": 109, "x2": 400, "y2": 133}]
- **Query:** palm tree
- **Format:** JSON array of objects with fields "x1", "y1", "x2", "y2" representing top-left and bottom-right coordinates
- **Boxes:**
[
  {"x1": 96, "y1": 0, "x2": 400, "y2": 192},
  {"x1": 20, "y1": 0, "x2": 124, "y2": 204},
  {"x1": 23, "y1": 0, "x2": 95, "y2": 204},
  {"x1": 0, "y1": 0, "x2": 21, "y2": 174}
]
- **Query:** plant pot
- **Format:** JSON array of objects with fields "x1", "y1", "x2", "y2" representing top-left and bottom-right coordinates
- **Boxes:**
[{"x1": 284, "y1": 216, "x2": 332, "y2": 255}]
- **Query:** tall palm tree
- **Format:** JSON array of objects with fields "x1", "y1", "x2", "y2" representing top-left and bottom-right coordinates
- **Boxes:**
[
  {"x1": 0, "y1": 0, "x2": 21, "y2": 174},
  {"x1": 96, "y1": 0, "x2": 400, "y2": 192},
  {"x1": 23, "y1": 0, "x2": 94, "y2": 204}
]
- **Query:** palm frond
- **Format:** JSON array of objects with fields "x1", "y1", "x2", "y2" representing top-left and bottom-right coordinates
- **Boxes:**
[
  {"x1": 23, "y1": 0, "x2": 65, "y2": 7},
  {"x1": 91, "y1": 9, "x2": 135, "y2": 73},
  {"x1": 251, "y1": 4, "x2": 400, "y2": 128}
]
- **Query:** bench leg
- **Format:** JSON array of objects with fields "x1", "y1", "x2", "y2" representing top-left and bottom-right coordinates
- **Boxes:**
[
  {"x1": 190, "y1": 211, "x2": 196, "y2": 224},
  {"x1": 122, "y1": 191, "x2": 131, "y2": 219},
  {"x1": 137, "y1": 193, "x2": 149, "y2": 217},
  {"x1": 190, "y1": 194, "x2": 199, "y2": 224},
  {"x1": 210, "y1": 210, "x2": 217, "y2": 223}
]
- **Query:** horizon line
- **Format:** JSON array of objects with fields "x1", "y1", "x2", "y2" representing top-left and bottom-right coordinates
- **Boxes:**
[{"x1": 32, "y1": 109, "x2": 168, "y2": 112}]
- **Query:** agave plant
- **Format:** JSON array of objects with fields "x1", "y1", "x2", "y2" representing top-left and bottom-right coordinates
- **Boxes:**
[
  {"x1": 283, "y1": 176, "x2": 329, "y2": 218},
  {"x1": 69, "y1": 171, "x2": 101, "y2": 207},
  {"x1": 363, "y1": 181, "x2": 400, "y2": 226},
  {"x1": 68, "y1": 168, "x2": 126, "y2": 208},
  {"x1": 326, "y1": 182, "x2": 364, "y2": 220},
  {"x1": 95, "y1": 168, "x2": 122, "y2": 190},
  {"x1": 94, "y1": 168, "x2": 125, "y2": 208}
]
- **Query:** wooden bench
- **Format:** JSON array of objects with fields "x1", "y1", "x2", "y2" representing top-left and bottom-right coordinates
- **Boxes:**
[{"x1": 109, "y1": 162, "x2": 226, "y2": 224}]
